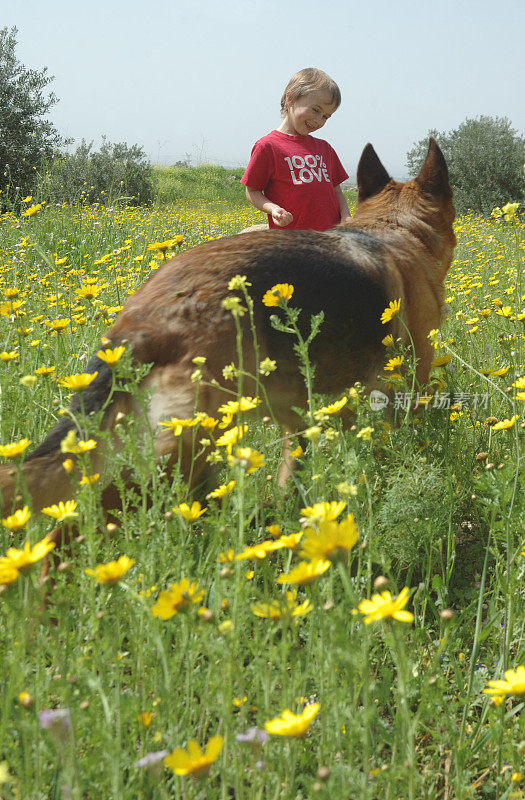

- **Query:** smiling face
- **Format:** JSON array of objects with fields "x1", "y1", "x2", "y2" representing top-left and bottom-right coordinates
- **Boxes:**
[{"x1": 279, "y1": 89, "x2": 338, "y2": 136}]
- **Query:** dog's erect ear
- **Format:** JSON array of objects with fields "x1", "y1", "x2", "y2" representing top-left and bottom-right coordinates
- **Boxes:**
[
  {"x1": 416, "y1": 138, "x2": 451, "y2": 197},
  {"x1": 357, "y1": 144, "x2": 391, "y2": 202}
]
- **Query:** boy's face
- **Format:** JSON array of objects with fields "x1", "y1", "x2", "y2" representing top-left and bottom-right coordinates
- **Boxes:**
[{"x1": 285, "y1": 89, "x2": 338, "y2": 136}]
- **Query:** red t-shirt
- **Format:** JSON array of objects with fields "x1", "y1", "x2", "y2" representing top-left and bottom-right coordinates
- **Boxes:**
[{"x1": 241, "y1": 129, "x2": 349, "y2": 231}]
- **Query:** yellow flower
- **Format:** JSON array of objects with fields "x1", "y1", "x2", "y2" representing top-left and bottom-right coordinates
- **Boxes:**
[
  {"x1": 147, "y1": 236, "x2": 183, "y2": 253},
  {"x1": 265, "y1": 703, "x2": 320, "y2": 737},
  {"x1": 206, "y1": 480, "x2": 236, "y2": 499},
  {"x1": 1, "y1": 506, "x2": 31, "y2": 531},
  {"x1": 1, "y1": 536, "x2": 55, "y2": 571},
  {"x1": 228, "y1": 447, "x2": 265, "y2": 474},
  {"x1": 76, "y1": 284, "x2": 102, "y2": 300},
  {"x1": 21, "y1": 202, "x2": 43, "y2": 217},
  {"x1": 381, "y1": 298, "x2": 401, "y2": 324},
  {"x1": 427, "y1": 329, "x2": 440, "y2": 347},
  {"x1": 217, "y1": 396, "x2": 260, "y2": 428},
  {"x1": 41, "y1": 500, "x2": 78, "y2": 523},
  {"x1": 431, "y1": 354, "x2": 452, "y2": 368},
  {"x1": 289, "y1": 444, "x2": 303, "y2": 458},
  {"x1": 382, "y1": 334, "x2": 394, "y2": 347},
  {"x1": 356, "y1": 426, "x2": 374, "y2": 441},
  {"x1": 486, "y1": 366, "x2": 510, "y2": 377},
  {"x1": 300, "y1": 514, "x2": 359, "y2": 563},
  {"x1": 277, "y1": 559, "x2": 331, "y2": 585},
  {"x1": 198, "y1": 415, "x2": 218, "y2": 430},
  {"x1": 273, "y1": 532, "x2": 304, "y2": 550},
  {"x1": 164, "y1": 734, "x2": 223, "y2": 777},
  {"x1": 80, "y1": 473, "x2": 100, "y2": 485},
  {"x1": 35, "y1": 366, "x2": 56, "y2": 376},
  {"x1": 47, "y1": 318, "x2": 70, "y2": 332},
  {"x1": 18, "y1": 691, "x2": 34, "y2": 708},
  {"x1": 138, "y1": 711, "x2": 154, "y2": 727},
  {"x1": 173, "y1": 501, "x2": 207, "y2": 521},
  {"x1": 85, "y1": 555, "x2": 134, "y2": 584},
  {"x1": 259, "y1": 357, "x2": 277, "y2": 375},
  {"x1": 385, "y1": 355, "x2": 404, "y2": 372},
  {"x1": 262, "y1": 283, "x2": 294, "y2": 306},
  {"x1": 215, "y1": 425, "x2": 248, "y2": 453},
  {"x1": 0, "y1": 351, "x2": 19, "y2": 361},
  {"x1": 159, "y1": 416, "x2": 198, "y2": 437},
  {"x1": 304, "y1": 425, "x2": 322, "y2": 442},
  {"x1": 0, "y1": 562, "x2": 20, "y2": 586},
  {"x1": 336, "y1": 481, "x2": 358, "y2": 496},
  {"x1": 484, "y1": 665, "x2": 525, "y2": 697},
  {"x1": 151, "y1": 579, "x2": 205, "y2": 619},
  {"x1": 315, "y1": 396, "x2": 348, "y2": 416},
  {"x1": 491, "y1": 694, "x2": 506, "y2": 707},
  {"x1": 60, "y1": 430, "x2": 97, "y2": 453},
  {"x1": 0, "y1": 438, "x2": 32, "y2": 459},
  {"x1": 58, "y1": 372, "x2": 98, "y2": 391},
  {"x1": 491, "y1": 416, "x2": 517, "y2": 431},
  {"x1": 235, "y1": 541, "x2": 277, "y2": 561},
  {"x1": 96, "y1": 345, "x2": 125, "y2": 364},
  {"x1": 252, "y1": 589, "x2": 313, "y2": 620},
  {"x1": 300, "y1": 501, "x2": 346, "y2": 525},
  {"x1": 358, "y1": 587, "x2": 414, "y2": 624}
]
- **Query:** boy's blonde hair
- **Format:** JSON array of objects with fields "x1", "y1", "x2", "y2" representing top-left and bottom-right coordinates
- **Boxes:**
[{"x1": 280, "y1": 67, "x2": 341, "y2": 117}]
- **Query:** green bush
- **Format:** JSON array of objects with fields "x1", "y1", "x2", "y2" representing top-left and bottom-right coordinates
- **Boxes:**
[
  {"x1": 406, "y1": 116, "x2": 525, "y2": 214},
  {"x1": 41, "y1": 138, "x2": 154, "y2": 205}
]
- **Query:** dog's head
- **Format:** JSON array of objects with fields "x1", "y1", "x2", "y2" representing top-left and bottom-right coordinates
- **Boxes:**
[{"x1": 353, "y1": 139, "x2": 456, "y2": 272}]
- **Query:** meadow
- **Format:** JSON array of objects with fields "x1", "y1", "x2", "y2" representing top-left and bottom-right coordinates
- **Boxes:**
[{"x1": 0, "y1": 193, "x2": 523, "y2": 799}]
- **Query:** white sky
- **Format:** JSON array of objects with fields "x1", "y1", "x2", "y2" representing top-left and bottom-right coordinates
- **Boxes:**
[{"x1": 3, "y1": 0, "x2": 524, "y2": 178}]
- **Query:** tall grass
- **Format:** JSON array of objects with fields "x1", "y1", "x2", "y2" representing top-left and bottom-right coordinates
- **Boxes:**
[
  {"x1": 153, "y1": 164, "x2": 248, "y2": 205},
  {"x1": 0, "y1": 198, "x2": 522, "y2": 799}
]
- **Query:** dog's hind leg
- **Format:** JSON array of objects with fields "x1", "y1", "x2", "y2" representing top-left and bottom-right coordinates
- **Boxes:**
[
  {"x1": 0, "y1": 359, "x2": 129, "y2": 518},
  {"x1": 277, "y1": 432, "x2": 300, "y2": 488}
]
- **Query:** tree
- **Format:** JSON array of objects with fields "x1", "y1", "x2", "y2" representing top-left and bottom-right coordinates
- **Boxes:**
[
  {"x1": 406, "y1": 116, "x2": 525, "y2": 214},
  {"x1": 0, "y1": 26, "x2": 67, "y2": 199}
]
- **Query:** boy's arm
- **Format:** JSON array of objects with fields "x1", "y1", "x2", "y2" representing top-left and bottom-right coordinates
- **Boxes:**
[
  {"x1": 245, "y1": 187, "x2": 294, "y2": 227},
  {"x1": 334, "y1": 184, "x2": 352, "y2": 224}
]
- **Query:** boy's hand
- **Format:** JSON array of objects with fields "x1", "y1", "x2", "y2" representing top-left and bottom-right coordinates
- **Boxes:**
[{"x1": 271, "y1": 207, "x2": 294, "y2": 227}]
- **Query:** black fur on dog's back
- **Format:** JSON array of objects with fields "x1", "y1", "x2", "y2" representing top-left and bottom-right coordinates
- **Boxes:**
[{"x1": 246, "y1": 229, "x2": 391, "y2": 392}]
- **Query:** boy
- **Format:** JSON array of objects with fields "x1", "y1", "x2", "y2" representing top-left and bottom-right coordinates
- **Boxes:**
[{"x1": 241, "y1": 67, "x2": 351, "y2": 231}]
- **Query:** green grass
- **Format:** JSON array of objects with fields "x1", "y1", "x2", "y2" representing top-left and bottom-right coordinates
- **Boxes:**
[
  {"x1": 0, "y1": 200, "x2": 522, "y2": 799},
  {"x1": 151, "y1": 163, "x2": 357, "y2": 207},
  {"x1": 152, "y1": 164, "x2": 248, "y2": 204}
]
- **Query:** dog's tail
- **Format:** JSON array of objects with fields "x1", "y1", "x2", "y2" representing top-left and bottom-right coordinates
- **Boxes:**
[{"x1": 0, "y1": 354, "x2": 123, "y2": 518}]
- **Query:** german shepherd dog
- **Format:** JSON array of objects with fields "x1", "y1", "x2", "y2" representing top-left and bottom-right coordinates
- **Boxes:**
[{"x1": 0, "y1": 139, "x2": 455, "y2": 527}]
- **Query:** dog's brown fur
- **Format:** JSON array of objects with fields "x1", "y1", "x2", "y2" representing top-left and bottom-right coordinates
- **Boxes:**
[{"x1": 0, "y1": 139, "x2": 455, "y2": 520}]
